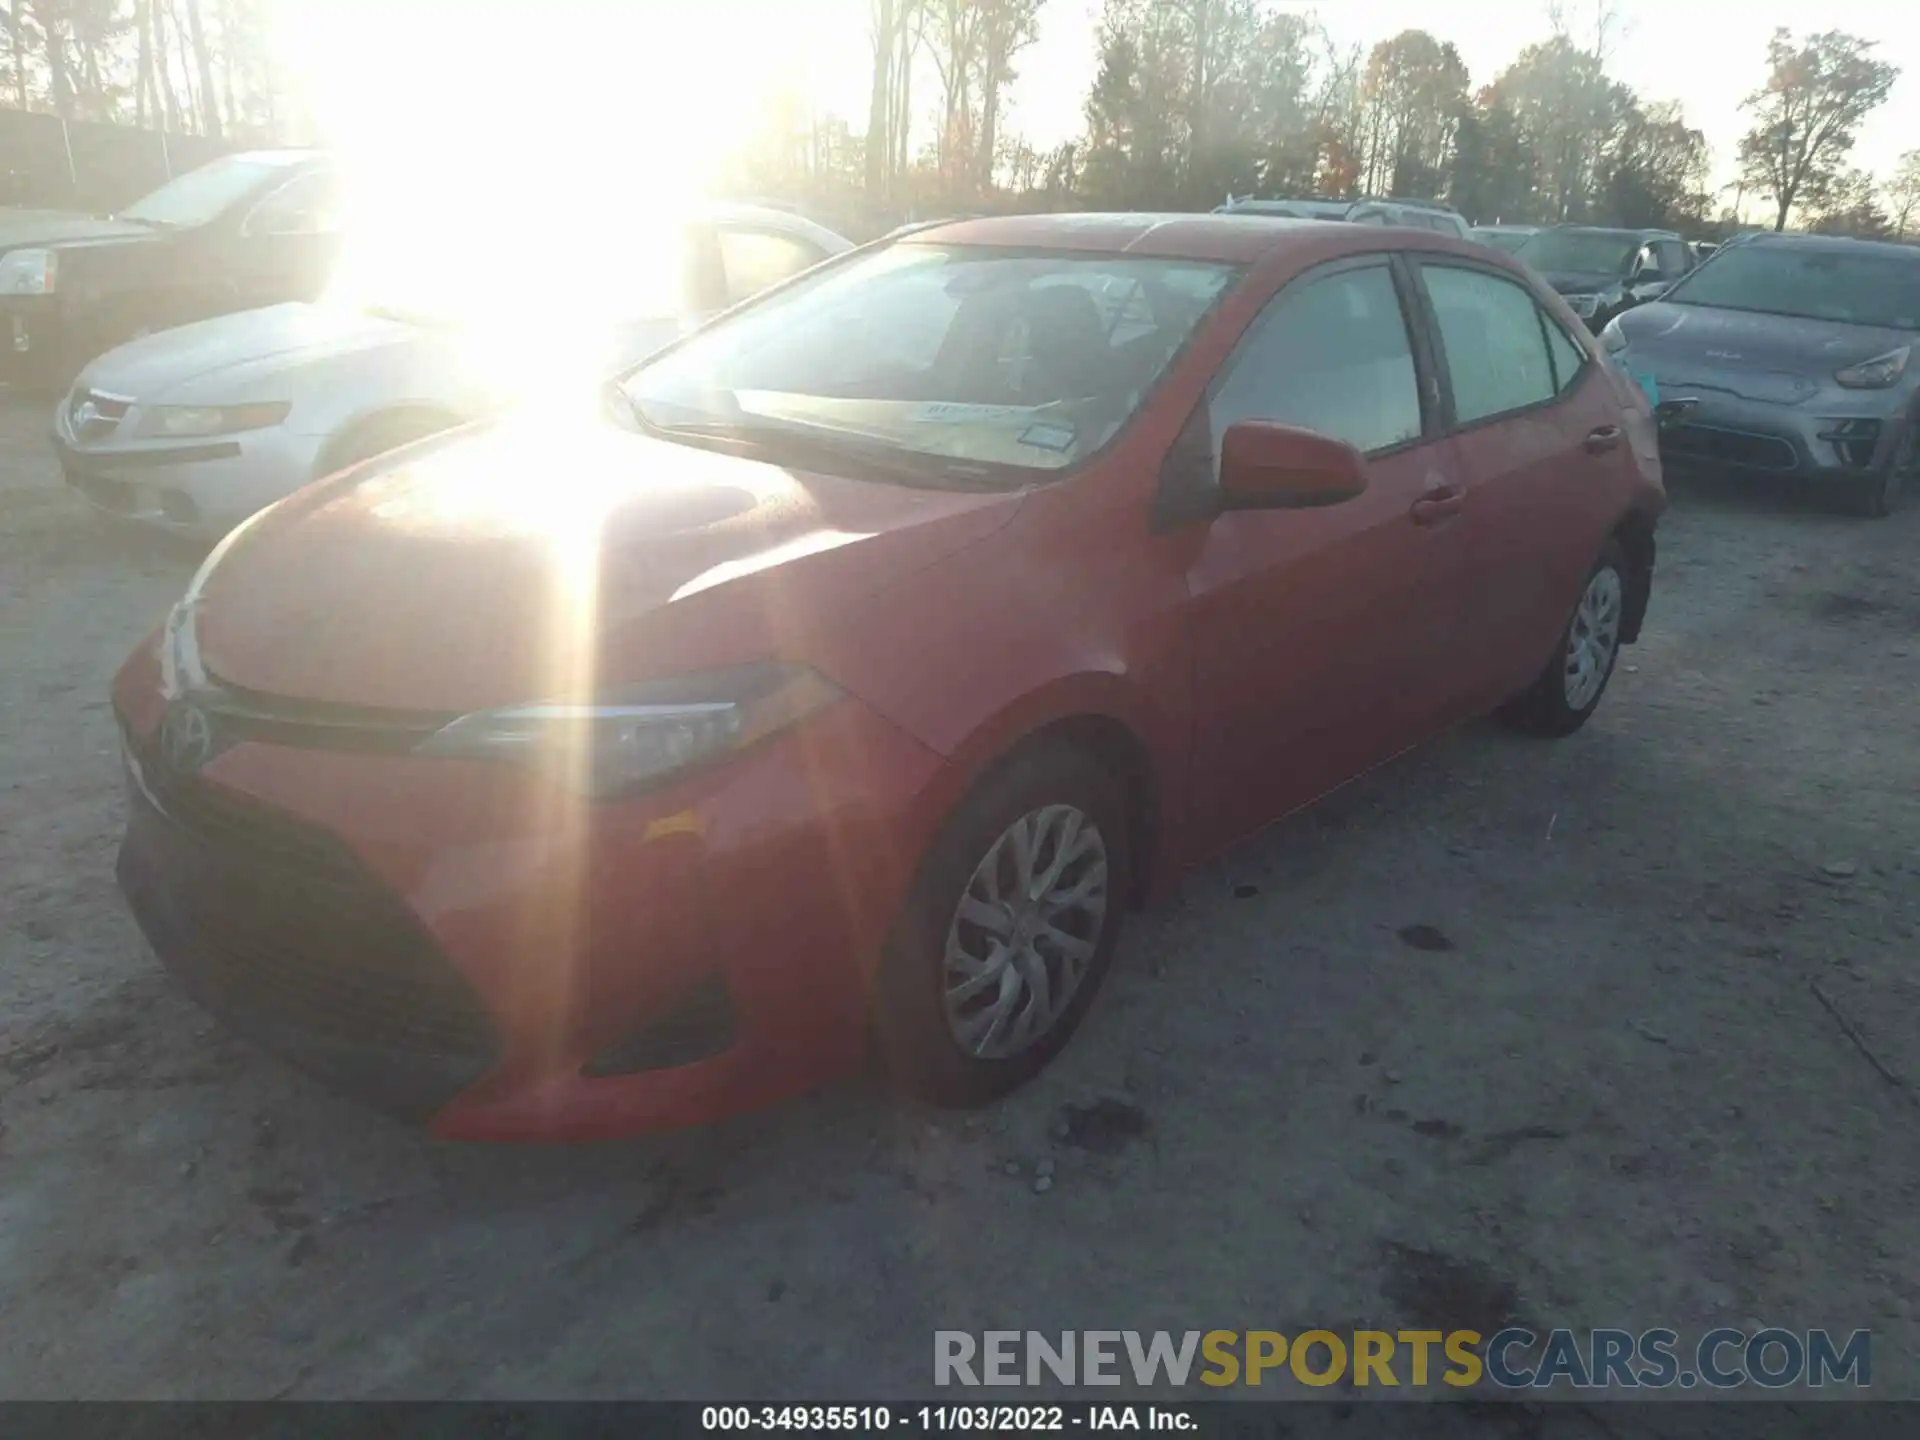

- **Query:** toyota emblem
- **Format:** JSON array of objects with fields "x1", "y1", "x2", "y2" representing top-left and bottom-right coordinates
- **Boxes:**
[{"x1": 160, "y1": 699, "x2": 215, "y2": 775}]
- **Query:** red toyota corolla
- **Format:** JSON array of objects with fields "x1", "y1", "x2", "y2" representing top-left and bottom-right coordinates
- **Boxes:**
[{"x1": 112, "y1": 216, "x2": 1666, "y2": 1141}]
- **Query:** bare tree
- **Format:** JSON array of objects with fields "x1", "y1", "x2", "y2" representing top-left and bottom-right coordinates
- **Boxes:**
[
  {"x1": 975, "y1": 0, "x2": 1045, "y2": 188},
  {"x1": 1884, "y1": 149, "x2": 1920, "y2": 240},
  {"x1": 1737, "y1": 28, "x2": 1898, "y2": 232},
  {"x1": 180, "y1": 0, "x2": 219, "y2": 136}
]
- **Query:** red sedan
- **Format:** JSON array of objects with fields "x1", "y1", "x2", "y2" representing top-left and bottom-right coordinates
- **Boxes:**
[{"x1": 112, "y1": 215, "x2": 1665, "y2": 1141}]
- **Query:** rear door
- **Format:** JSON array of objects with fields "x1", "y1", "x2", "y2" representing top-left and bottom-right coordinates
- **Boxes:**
[
  {"x1": 1410, "y1": 256, "x2": 1630, "y2": 705},
  {"x1": 1181, "y1": 255, "x2": 1473, "y2": 853}
]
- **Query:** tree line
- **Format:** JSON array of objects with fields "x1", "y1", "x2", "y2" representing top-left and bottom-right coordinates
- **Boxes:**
[
  {"x1": 1, "y1": 0, "x2": 1914, "y2": 241},
  {"x1": 733, "y1": 1, "x2": 1918, "y2": 242},
  {"x1": 0, "y1": 0, "x2": 280, "y2": 138}
]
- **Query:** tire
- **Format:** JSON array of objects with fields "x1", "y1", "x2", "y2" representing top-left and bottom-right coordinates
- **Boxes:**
[
  {"x1": 873, "y1": 741, "x2": 1132, "y2": 1107},
  {"x1": 320, "y1": 411, "x2": 457, "y2": 477},
  {"x1": 1842, "y1": 428, "x2": 1914, "y2": 519},
  {"x1": 1499, "y1": 539, "x2": 1630, "y2": 739}
]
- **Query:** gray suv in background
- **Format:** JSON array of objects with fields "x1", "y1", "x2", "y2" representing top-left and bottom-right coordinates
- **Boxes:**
[
  {"x1": 1601, "y1": 233, "x2": 1920, "y2": 518},
  {"x1": 1215, "y1": 196, "x2": 1471, "y2": 238}
]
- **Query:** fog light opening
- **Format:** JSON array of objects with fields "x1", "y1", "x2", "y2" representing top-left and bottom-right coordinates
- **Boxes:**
[{"x1": 582, "y1": 973, "x2": 737, "y2": 1077}]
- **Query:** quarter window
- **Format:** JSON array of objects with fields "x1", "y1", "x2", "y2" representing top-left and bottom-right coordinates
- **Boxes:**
[
  {"x1": 1209, "y1": 262, "x2": 1423, "y2": 458},
  {"x1": 1422, "y1": 265, "x2": 1558, "y2": 424}
]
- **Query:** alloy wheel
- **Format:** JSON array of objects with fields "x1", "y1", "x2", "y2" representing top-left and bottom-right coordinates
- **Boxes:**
[
  {"x1": 941, "y1": 803, "x2": 1109, "y2": 1060},
  {"x1": 1564, "y1": 566, "x2": 1624, "y2": 712}
]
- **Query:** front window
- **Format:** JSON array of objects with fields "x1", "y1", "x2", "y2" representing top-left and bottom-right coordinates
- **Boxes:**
[
  {"x1": 118, "y1": 155, "x2": 299, "y2": 229},
  {"x1": 1514, "y1": 231, "x2": 1638, "y2": 276},
  {"x1": 1662, "y1": 245, "x2": 1920, "y2": 330},
  {"x1": 620, "y1": 244, "x2": 1241, "y2": 488}
]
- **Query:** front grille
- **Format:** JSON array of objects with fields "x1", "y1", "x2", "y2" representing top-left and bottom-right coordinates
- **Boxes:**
[
  {"x1": 68, "y1": 388, "x2": 131, "y2": 442},
  {"x1": 1662, "y1": 424, "x2": 1798, "y2": 471},
  {"x1": 121, "y1": 738, "x2": 498, "y2": 1089}
]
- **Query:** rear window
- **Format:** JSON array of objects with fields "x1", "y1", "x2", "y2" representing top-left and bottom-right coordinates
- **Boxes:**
[{"x1": 1664, "y1": 245, "x2": 1920, "y2": 330}]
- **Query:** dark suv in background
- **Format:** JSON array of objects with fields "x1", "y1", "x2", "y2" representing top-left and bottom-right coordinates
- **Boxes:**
[{"x1": 1511, "y1": 226, "x2": 1698, "y2": 330}]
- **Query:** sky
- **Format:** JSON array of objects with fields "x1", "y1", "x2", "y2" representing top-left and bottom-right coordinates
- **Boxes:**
[{"x1": 275, "y1": 0, "x2": 1919, "y2": 205}]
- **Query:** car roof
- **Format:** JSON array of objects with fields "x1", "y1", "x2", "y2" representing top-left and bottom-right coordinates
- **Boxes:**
[
  {"x1": 1732, "y1": 231, "x2": 1920, "y2": 260},
  {"x1": 897, "y1": 211, "x2": 1503, "y2": 267},
  {"x1": 1543, "y1": 225, "x2": 1680, "y2": 240},
  {"x1": 1474, "y1": 224, "x2": 1539, "y2": 232}
]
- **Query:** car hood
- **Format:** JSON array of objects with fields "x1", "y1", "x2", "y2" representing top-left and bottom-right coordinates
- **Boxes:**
[
  {"x1": 192, "y1": 416, "x2": 1024, "y2": 712},
  {"x1": 81, "y1": 303, "x2": 418, "y2": 399},
  {"x1": 1536, "y1": 269, "x2": 1621, "y2": 295},
  {"x1": 0, "y1": 208, "x2": 154, "y2": 249},
  {"x1": 1614, "y1": 302, "x2": 1916, "y2": 404},
  {"x1": 83, "y1": 305, "x2": 694, "y2": 403}
]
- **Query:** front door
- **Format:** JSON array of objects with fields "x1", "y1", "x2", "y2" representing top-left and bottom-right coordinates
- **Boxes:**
[
  {"x1": 1181, "y1": 256, "x2": 1472, "y2": 854},
  {"x1": 227, "y1": 168, "x2": 344, "y2": 312}
]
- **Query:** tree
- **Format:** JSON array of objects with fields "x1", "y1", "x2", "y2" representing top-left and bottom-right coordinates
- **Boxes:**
[
  {"x1": 1446, "y1": 92, "x2": 1536, "y2": 223},
  {"x1": 1807, "y1": 167, "x2": 1891, "y2": 239},
  {"x1": 1489, "y1": 36, "x2": 1632, "y2": 222},
  {"x1": 1736, "y1": 29, "x2": 1898, "y2": 232},
  {"x1": 974, "y1": 0, "x2": 1046, "y2": 190},
  {"x1": 1602, "y1": 100, "x2": 1709, "y2": 229},
  {"x1": 1355, "y1": 29, "x2": 1467, "y2": 198},
  {"x1": 1886, "y1": 150, "x2": 1920, "y2": 241}
]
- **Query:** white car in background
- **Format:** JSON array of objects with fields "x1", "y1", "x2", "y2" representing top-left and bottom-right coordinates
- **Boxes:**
[{"x1": 51, "y1": 203, "x2": 852, "y2": 537}]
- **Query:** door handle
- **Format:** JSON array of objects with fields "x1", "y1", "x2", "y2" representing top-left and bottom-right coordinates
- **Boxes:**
[
  {"x1": 1584, "y1": 424, "x2": 1624, "y2": 454},
  {"x1": 1410, "y1": 486, "x2": 1464, "y2": 525}
]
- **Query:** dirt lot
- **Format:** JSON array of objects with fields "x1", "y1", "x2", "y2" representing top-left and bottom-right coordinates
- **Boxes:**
[{"x1": 2, "y1": 392, "x2": 1918, "y2": 1408}]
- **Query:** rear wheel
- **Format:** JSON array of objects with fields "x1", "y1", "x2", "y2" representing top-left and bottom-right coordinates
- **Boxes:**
[
  {"x1": 873, "y1": 742, "x2": 1131, "y2": 1107},
  {"x1": 1499, "y1": 540, "x2": 1630, "y2": 738}
]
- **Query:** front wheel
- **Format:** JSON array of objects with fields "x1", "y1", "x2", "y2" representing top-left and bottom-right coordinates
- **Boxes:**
[
  {"x1": 1499, "y1": 540, "x2": 1630, "y2": 738},
  {"x1": 873, "y1": 743, "x2": 1131, "y2": 1107},
  {"x1": 1843, "y1": 428, "x2": 1914, "y2": 519}
]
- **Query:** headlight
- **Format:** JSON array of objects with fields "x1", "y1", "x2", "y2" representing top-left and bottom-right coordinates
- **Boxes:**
[
  {"x1": 1834, "y1": 346, "x2": 1910, "y2": 390},
  {"x1": 417, "y1": 663, "x2": 845, "y2": 797},
  {"x1": 135, "y1": 402, "x2": 291, "y2": 438},
  {"x1": 1600, "y1": 321, "x2": 1628, "y2": 354},
  {"x1": 0, "y1": 248, "x2": 56, "y2": 294}
]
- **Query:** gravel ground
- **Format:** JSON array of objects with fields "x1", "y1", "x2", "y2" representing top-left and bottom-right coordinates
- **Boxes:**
[{"x1": 2, "y1": 393, "x2": 1918, "y2": 1409}]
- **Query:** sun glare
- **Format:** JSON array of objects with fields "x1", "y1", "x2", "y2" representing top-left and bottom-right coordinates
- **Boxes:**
[{"x1": 270, "y1": 0, "x2": 801, "y2": 414}]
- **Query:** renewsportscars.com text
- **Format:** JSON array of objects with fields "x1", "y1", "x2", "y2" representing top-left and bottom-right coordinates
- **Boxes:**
[{"x1": 934, "y1": 1328, "x2": 1871, "y2": 1390}]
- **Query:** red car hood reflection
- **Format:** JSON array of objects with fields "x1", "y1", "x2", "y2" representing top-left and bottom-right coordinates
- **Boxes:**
[{"x1": 194, "y1": 417, "x2": 1024, "y2": 712}]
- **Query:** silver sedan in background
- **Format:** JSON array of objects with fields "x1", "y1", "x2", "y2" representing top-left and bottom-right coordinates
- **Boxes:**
[{"x1": 50, "y1": 203, "x2": 852, "y2": 537}]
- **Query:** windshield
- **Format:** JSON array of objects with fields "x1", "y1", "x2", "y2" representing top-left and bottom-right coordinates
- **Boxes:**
[
  {"x1": 1664, "y1": 245, "x2": 1920, "y2": 330},
  {"x1": 621, "y1": 243, "x2": 1240, "y2": 487},
  {"x1": 1476, "y1": 230, "x2": 1534, "y2": 254},
  {"x1": 1515, "y1": 230, "x2": 1638, "y2": 275},
  {"x1": 118, "y1": 156, "x2": 293, "y2": 228}
]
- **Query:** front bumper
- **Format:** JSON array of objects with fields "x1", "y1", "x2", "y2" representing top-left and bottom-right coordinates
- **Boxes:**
[
  {"x1": 112, "y1": 652, "x2": 947, "y2": 1141},
  {"x1": 52, "y1": 399, "x2": 324, "y2": 538},
  {"x1": 0, "y1": 294, "x2": 72, "y2": 388},
  {"x1": 1631, "y1": 370, "x2": 1912, "y2": 484}
]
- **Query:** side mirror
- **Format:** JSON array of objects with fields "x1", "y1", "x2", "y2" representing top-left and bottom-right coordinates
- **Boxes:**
[
  {"x1": 1652, "y1": 398, "x2": 1698, "y2": 432},
  {"x1": 1218, "y1": 421, "x2": 1369, "y2": 511}
]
